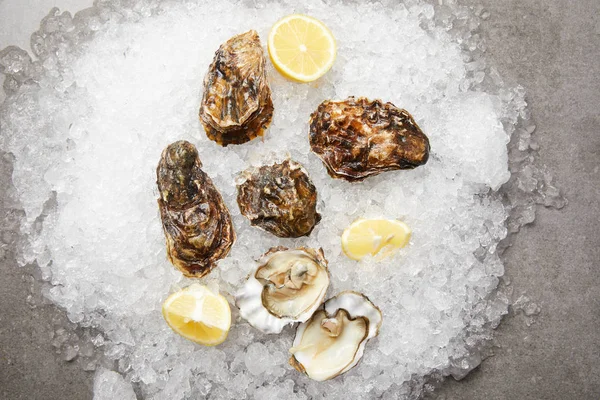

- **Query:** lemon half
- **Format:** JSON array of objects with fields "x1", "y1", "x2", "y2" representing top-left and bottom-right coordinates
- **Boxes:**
[
  {"x1": 162, "y1": 284, "x2": 231, "y2": 346},
  {"x1": 341, "y1": 219, "x2": 412, "y2": 261},
  {"x1": 268, "y1": 14, "x2": 336, "y2": 82}
]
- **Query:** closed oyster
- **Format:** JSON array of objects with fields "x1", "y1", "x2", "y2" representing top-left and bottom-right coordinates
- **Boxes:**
[
  {"x1": 289, "y1": 291, "x2": 382, "y2": 381},
  {"x1": 236, "y1": 159, "x2": 321, "y2": 238},
  {"x1": 157, "y1": 140, "x2": 235, "y2": 278},
  {"x1": 236, "y1": 247, "x2": 330, "y2": 334},
  {"x1": 199, "y1": 30, "x2": 274, "y2": 146},
  {"x1": 309, "y1": 97, "x2": 430, "y2": 181}
]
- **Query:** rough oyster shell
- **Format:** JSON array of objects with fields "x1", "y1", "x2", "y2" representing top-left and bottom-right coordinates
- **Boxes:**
[
  {"x1": 235, "y1": 247, "x2": 330, "y2": 334},
  {"x1": 156, "y1": 140, "x2": 235, "y2": 278},
  {"x1": 236, "y1": 159, "x2": 321, "y2": 238},
  {"x1": 309, "y1": 96, "x2": 430, "y2": 181},
  {"x1": 289, "y1": 291, "x2": 382, "y2": 381},
  {"x1": 199, "y1": 30, "x2": 274, "y2": 146}
]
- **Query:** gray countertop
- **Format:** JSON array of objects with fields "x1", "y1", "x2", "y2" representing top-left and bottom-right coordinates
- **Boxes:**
[{"x1": 1, "y1": 0, "x2": 599, "y2": 399}]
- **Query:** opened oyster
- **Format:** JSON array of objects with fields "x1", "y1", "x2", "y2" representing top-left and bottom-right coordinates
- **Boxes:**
[
  {"x1": 199, "y1": 30, "x2": 274, "y2": 146},
  {"x1": 236, "y1": 247, "x2": 330, "y2": 334},
  {"x1": 309, "y1": 96, "x2": 430, "y2": 181},
  {"x1": 236, "y1": 159, "x2": 321, "y2": 238},
  {"x1": 157, "y1": 140, "x2": 235, "y2": 278},
  {"x1": 289, "y1": 291, "x2": 382, "y2": 381}
]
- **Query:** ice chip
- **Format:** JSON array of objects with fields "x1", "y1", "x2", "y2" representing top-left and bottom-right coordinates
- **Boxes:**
[{"x1": 93, "y1": 368, "x2": 136, "y2": 400}]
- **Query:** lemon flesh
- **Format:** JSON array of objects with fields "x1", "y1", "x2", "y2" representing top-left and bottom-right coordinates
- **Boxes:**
[
  {"x1": 341, "y1": 219, "x2": 412, "y2": 261},
  {"x1": 162, "y1": 284, "x2": 231, "y2": 346},
  {"x1": 268, "y1": 14, "x2": 336, "y2": 82}
]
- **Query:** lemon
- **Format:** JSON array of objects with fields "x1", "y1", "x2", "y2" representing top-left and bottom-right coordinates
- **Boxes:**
[
  {"x1": 268, "y1": 14, "x2": 336, "y2": 82},
  {"x1": 162, "y1": 284, "x2": 231, "y2": 346},
  {"x1": 341, "y1": 219, "x2": 412, "y2": 261}
]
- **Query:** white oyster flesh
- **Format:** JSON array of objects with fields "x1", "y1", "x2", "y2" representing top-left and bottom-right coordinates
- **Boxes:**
[
  {"x1": 236, "y1": 248, "x2": 329, "y2": 334},
  {"x1": 289, "y1": 292, "x2": 382, "y2": 381},
  {"x1": 324, "y1": 291, "x2": 382, "y2": 339}
]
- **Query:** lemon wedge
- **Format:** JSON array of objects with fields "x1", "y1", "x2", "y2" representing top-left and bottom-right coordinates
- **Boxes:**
[
  {"x1": 268, "y1": 14, "x2": 336, "y2": 82},
  {"x1": 162, "y1": 284, "x2": 231, "y2": 346},
  {"x1": 341, "y1": 219, "x2": 412, "y2": 261}
]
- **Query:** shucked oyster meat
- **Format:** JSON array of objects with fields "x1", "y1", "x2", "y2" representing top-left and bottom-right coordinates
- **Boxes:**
[
  {"x1": 309, "y1": 96, "x2": 430, "y2": 181},
  {"x1": 289, "y1": 291, "x2": 382, "y2": 381},
  {"x1": 199, "y1": 30, "x2": 274, "y2": 146},
  {"x1": 236, "y1": 247, "x2": 330, "y2": 334},
  {"x1": 157, "y1": 140, "x2": 235, "y2": 278},
  {"x1": 236, "y1": 159, "x2": 321, "y2": 238}
]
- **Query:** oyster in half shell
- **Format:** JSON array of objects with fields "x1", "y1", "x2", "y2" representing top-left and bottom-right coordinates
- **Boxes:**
[
  {"x1": 157, "y1": 140, "x2": 235, "y2": 278},
  {"x1": 199, "y1": 30, "x2": 274, "y2": 146},
  {"x1": 236, "y1": 159, "x2": 321, "y2": 238},
  {"x1": 236, "y1": 247, "x2": 330, "y2": 334},
  {"x1": 289, "y1": 291, "x2": 382, "y2": 381},
  {"x1": 309, "y1": 96, "x2": 430, "y2": 181}
]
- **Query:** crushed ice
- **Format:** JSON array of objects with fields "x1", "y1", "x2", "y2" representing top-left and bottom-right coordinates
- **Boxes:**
[{"x1": 0, "y1": 0, "x2": 565, "y2": 399}]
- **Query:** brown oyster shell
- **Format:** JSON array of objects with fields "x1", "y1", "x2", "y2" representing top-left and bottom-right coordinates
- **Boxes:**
[
  {"x1": 157, "y1": 140, "x2": 235, "y2": 277},
  {"x1": 236, "y1": 160, "x2": 321, "y2": 238},
  {"x1": 199, "y1": 30, "x2": 274, "y2": 146},
  {"x1": 309, "y1": 97, "x2": 430, "y2": 181}
]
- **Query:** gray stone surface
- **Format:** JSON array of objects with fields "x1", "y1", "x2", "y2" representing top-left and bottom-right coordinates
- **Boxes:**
[
  {"x1": 0, "y1": 0, "x2": 598, "y2": 399},
  {"x1": 429, "y1": 0, "x2": 600, "y2": 398}
]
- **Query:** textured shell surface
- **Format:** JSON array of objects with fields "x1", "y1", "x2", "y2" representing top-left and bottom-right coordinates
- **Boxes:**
[
  {"x1": 309, "y1": 96, "x2": 430, "y2": 181},
  {"x1": 199, "y1": 30, "x2": 273, "y2": 146},
  {"x1": 237, "y1": 159, "x2": 321, "y2": 238},
  {"x1": 235, "y1": 247, "x2": 330, "y2": 334},
  {"x1": 289, "y1": 291, "x2": 382, "y2": 381},
  {"x1": 156, "y1": 140, "x2": 235, "y2": 278}
]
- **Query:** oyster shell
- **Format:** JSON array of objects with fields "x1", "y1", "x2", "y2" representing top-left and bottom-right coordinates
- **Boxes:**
[
  {"x1": 157, "y1": 140, "x2": 235, "y2": 278},
  {"x1": 236, "y1": 247, "x2": 330, "y2": 334},
  {"x1": 199, "y1": 30, "x2": 274, "y2": 146},
  {"x1": 236, "y1": 159, "x2": 321, "y2": 238},
  {"x1": 289, "y1": 291, "x2": 382, "y2": 381},
  {"x1": 309, "y1": 96, "x2": 430, "y2": 181}
]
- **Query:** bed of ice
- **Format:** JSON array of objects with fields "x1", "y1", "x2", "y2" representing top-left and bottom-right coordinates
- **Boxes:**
[{"x1": 0, "y1": 0, "x2": 565, "y2": 399}]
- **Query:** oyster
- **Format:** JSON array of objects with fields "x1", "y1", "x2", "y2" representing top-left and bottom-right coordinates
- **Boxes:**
[
  {"x1": 309, "y1": 96, "x2": 430, "y2": 181},
  {"x1": 236, "y1": 159, "x2": 321, "y2": 238},
  {"x1": 199, "y1": 30, "x2": 274, "y2": 146},
  {"x1": 236, "y1": 247, "x2": 330, "y2": 334},
  {"x1": 289, "y1": 291, "x2": 382, "y2": 381},
  {"x1": 157, "y1": 140, "x2": 235, "y2": 278}
]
